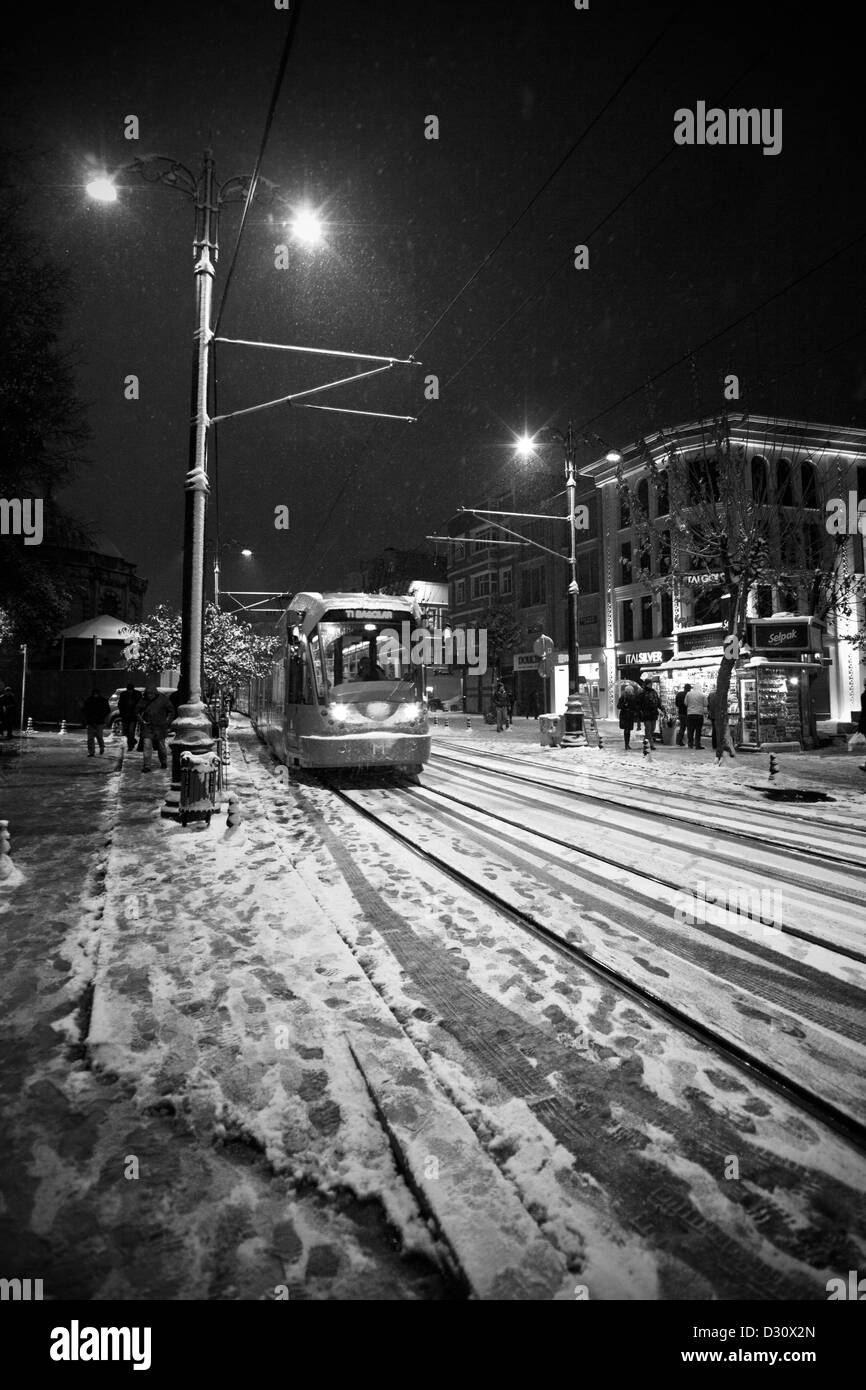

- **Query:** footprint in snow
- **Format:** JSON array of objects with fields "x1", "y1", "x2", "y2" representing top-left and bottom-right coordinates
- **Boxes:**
[{"x1": 633, "y1": 957, "x2": 669, "y2": 978}]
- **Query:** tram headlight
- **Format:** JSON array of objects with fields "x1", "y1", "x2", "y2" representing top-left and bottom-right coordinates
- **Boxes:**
[
  {"x1": 401, "y1": 702, "x2": 421, "y2": 722},
  {"x1": 330, "y1": 704, "x2": 349, "y2": 723}
]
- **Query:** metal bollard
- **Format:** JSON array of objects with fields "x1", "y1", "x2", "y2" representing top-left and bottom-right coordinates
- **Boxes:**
[
  {"x1": 24, "y1": 718, "x2": 34, "y2": 736},
  {"x1": 768, "y1": 754, "x2": 778, "y2": 780},
  {"x1": 58, "y1": 720, "x2": 67, "y2": 736},
  {"x1": 643, "y1": 736, "x2": 650, "y2": 757}
]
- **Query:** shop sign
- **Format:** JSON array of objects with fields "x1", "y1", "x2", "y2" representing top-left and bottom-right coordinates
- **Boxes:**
[
  {"x1": 751, "y1": 620, "x2": 810, "y2": 653},
  {"x1": 679, "y1": 572, "x2": 724, "y2": 586},
  {"x1": 616, "y1": 649, "x2": 670, "y2": 666},
  {"x1": 514, "y1": 652, "x2": 538, "y2": 670},
  {"x1": 678, "y1": 626, "x2": 725, "y2": 653}
]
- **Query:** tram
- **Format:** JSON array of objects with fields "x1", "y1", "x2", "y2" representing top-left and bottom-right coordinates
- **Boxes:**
[{"x1": 250, "y1": 591, "x2": 432, "y2": 775}]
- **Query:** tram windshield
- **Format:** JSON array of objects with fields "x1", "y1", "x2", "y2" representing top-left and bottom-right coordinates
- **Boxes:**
[{"x1": 311, "y1": 619, "x2": 418, "y2": 701}]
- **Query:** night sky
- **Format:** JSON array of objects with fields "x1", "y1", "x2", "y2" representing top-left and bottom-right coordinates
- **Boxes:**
[{"x1": 5, "y1": 0, "x2": 865, "y2": 610}]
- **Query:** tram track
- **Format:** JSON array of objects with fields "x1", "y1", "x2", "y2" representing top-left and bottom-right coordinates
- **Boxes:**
[
  {"x1": 430, "y1": 744, "x2": 866, "y2": 870},
  {"x1": 413, "y1": 770, "x2": 866, "y2": 962},
  {"x1": 322, "y1": 775, "x2": 866, "y2": 1157}
]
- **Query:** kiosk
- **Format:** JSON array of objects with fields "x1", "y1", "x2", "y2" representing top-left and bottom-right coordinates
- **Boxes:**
[{"x1": 736, "y1": 617, "x2": 826, "y2": 751}]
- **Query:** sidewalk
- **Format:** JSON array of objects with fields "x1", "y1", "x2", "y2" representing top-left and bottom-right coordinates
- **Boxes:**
[
  {"x1": 429, "y1": 711, "x2": 866, "y2": 797},
  {"x1": 0, "y1": 724, "x2": 566, "y2": 1300}
]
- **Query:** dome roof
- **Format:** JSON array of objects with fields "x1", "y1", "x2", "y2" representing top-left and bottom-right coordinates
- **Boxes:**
[{"x1": 67, "y1": 533, "x2": 125, "y2": 560}]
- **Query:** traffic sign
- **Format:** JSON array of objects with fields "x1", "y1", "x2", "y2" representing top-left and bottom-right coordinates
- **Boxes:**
[{"x1": 533, "y1": 634, "x2": 554, "y2": 658}]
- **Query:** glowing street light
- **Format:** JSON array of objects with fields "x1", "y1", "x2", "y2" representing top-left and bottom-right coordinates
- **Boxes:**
[
  {"x1": 85, "y1": 176, "x2": 118, "y2": 203},
  {"x1": 515, "y1": 433, "x2": 536, "y2": 458},
  {"x1": 288, "y1": 206, "x2": 324, "y2": 246},
  {"x1": 240, "y1": 548, "x2": 253, "y2": 558}
]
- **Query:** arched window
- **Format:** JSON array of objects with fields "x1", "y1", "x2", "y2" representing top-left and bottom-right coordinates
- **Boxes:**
[
  {"x1": 801, "y1": 461, "x2": 818, "y2": 508},
  {"x1": 750, "y1": 456, "x2": 768, "y2": 501},
  {"x1": 776, "y1": 457, "x2": 794, "y2": 507},
  {"x1": 656, "y1": 471, "x2": 670, "y2": 515}
]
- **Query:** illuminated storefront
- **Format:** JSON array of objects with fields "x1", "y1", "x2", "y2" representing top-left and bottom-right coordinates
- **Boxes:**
[{"x1": 736, "y1": 617, "x2": 826, "y2": 749}]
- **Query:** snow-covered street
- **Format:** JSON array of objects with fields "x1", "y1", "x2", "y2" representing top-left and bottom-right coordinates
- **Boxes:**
[{"x1": 1, "y1": 718, "x2": 865, "y2": 1300}]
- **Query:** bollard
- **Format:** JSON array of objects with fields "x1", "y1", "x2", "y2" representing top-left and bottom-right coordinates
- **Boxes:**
[
  {"x1": 597, "y1": 732, "x2": 604, "y2": 750},
  {"x1": 24, "y1": 718, "x2": 34, "y2": 736},
  {"x1": 768, "y1": 753, "x2": 778, "y2": 780},
  {"x1": 0, "y1": 821, "x2": 12, "y2": 881},
  {"x1": 58, "y1": 720, "x2": 67, "y2": 736},
  {"x1": 465, "y1": 715, "x2": 471, "y2": 729},
  {"x1": 223, "y1": 794, "x2": 245, "y2": 842},
  {"x1": 642, "y1": 735, "x2": 650, "y2": 757}
]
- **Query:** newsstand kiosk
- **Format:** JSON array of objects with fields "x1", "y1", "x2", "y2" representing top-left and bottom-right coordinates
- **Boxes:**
[{"x1": 735, "y1": 617, "x2": 826, "y2": 751}]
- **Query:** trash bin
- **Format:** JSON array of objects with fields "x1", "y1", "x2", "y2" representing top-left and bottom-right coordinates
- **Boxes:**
[
  {"x1": 659, "y1": 718, "x2": 677, "y2": 746},
  {"x1": 179, "y1": 750, "x2": 219, "y2": 826},
  {"x1": 539, "y1": 713, "x2": 564, "y2": 747}
]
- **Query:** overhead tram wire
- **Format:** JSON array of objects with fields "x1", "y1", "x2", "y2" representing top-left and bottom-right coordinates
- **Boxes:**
[
  {"x1": 209, "y1": 0, "x2": 306, "y2": 564},
  {"x1": 293, "y1": 7, "x2": 686, "y2": 584},
  {"x1": 297, "y1": 41, "x2": 773, "y2": 582}
]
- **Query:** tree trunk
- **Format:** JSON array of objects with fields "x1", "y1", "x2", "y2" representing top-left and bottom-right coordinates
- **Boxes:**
[{"x1": 713, "y1": 584, "x2": 749, "y2": 761}]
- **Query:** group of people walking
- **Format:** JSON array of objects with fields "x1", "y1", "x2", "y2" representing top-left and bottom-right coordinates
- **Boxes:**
[
  {"x1": 616, "y1": 679, "x2": 661, "y2": 751},
  {"x1": 82, "y1": 684, "x2": 177, "y2": 771},
  {"x1": 617, "y1": 678, "x2": 735, "y2": 756}
]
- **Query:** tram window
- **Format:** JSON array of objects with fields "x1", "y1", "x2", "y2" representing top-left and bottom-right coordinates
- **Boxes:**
[{"x1": 316, "y1": 620, "x2": 410, "y2": 689}]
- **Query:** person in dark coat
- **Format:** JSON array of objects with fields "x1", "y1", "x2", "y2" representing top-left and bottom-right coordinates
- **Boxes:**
[
  {"x1": 0, "y1": 685, "x2": 16, "y2": 739},
  {"x1": 134, "y1": 686, "x2": 175, "y2": 772},
  {"x1": 492, "y1": 679, "x2": 509, "y2": 732},
  {"x1": 859, "y1": 680, "x2": 866, "y2": 736},
  {"x1": 117, "y1": 684, "x2": 141, "y2": 751},
  {"x1": 639, "y1": 680, "x2": 661, "y2": 746},
  {"x1": 82, "y1": 687, "x2": 110, "y2": 756},
  {"x1": 617, "y1": 686, "x2": 637, "y2": 751},
  {"x1": 674, "y1": 684, "x2": 691, "y2": 746}
]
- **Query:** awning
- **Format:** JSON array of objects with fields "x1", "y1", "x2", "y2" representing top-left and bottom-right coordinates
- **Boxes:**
[{"x1": 60, "y1": 615, "x2": 133, "y2": 641}]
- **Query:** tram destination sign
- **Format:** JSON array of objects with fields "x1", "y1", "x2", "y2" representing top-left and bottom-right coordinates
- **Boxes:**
[{"x1": 330, "y1": 608, "x2": 400, "y2": 621}]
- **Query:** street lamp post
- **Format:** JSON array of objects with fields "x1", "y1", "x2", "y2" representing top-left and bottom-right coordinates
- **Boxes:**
[
  {"x1": 562, "y1": 421, "x2": 583, "y2": 741},
  {"x1": 87, "y1": 152, "x2": 292, "y2": 817},
  {"x1": 516, "y1": 425, "x2": 622, "y2": 743},
  {"x1": 516, "y1": 422, "x2": 582, "y2": 739}
]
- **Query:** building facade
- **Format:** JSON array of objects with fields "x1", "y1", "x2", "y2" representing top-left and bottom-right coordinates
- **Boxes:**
[{"x1": 579, "y1": 415, "x2": 866, "y2": 737}]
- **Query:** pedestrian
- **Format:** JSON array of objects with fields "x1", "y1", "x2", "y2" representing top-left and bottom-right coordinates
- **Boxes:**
[
  {"x1": 674, "y1": 684, "x2": 691, "y2": 745},
  {"x1": 639, "y1": 680, "x2": 661, "y2": 746},
  {"x1": 82, "y1": 686, "x2": 110, "y2": 757},
  {"x1": 134, "y1": 685, "x2": 175, "y2": 772},
  {"x1": 506, "y1": 688, "x2": 515, "y2": 728},
  {"x1": 0, "y1": 685, "x2": 16, "y2": 739},
  {"x1": 685, "y1": 683, "x2": 707, "y2": 749},
  {"x1": 859, "y1": 680, "x2": 866, "y2": 736},
  {"x1": 492, "y1": 678, "x2": 509, "y2": 732},
  {"x1": 118, "y1": 683, "x2": 141, "y2": 751},
  {"x1": 617, "y1": 685, "x2": 637, "y2": 751}
]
